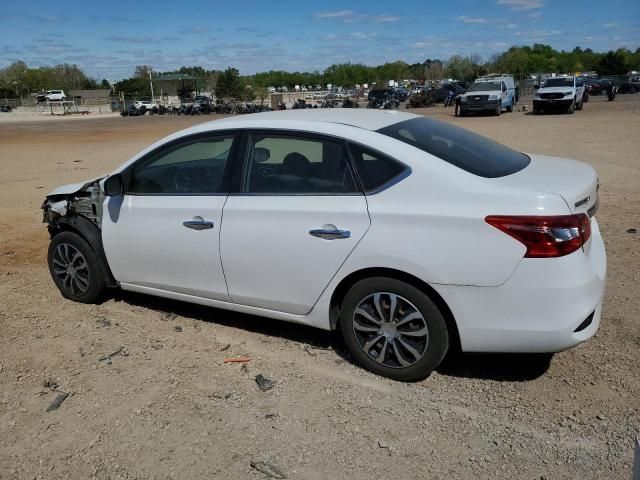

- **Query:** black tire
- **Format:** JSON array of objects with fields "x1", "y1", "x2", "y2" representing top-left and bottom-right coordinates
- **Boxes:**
[
  {"x1": 48, "y1": 231, "x2": 108, "y2": 304},
  {"x1": 576, "y1": 99, "x2": 583, "y2": 111},
  {"x1": 339, "y1": 277, "x2": 450, "y2": 381},
  {"x1": 495, "y1": 102, "x2": 501, "y2": 116},
  {"x1": 506, "y1": 104, "x2": 513, "y2": 112},
  {"x1": 567, "y1": 99, "x2": 575, "y2": 114}
]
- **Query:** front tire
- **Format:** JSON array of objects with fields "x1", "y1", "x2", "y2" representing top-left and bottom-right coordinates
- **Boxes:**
[
  {"x1": 567, "y1": 99, "x2": 575, "y2": 114},
  {"x1": 48, "y1": 232, "x2": 107, "y2": 304},
  {"x1": 340, "y1": 277, "x2": 449, "y2": 381}
]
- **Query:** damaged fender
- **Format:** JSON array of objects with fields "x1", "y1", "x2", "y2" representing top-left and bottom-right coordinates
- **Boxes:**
[{"x1": 42, "y1": 177, "x2": 117, "y2": 287}]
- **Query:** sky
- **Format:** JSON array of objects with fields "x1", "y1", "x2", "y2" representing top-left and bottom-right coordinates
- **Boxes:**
[{"x1": 1, "y1": 0, "x2": 639, "y2": 80}]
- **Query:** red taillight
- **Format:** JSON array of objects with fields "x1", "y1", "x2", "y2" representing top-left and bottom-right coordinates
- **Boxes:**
[{"x1": 485, "y1": 214, "x2": 591, "y2": 258}]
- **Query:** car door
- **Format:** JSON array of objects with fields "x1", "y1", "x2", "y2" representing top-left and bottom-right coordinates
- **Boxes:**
[
  {"x1": 220, "y1": 131, "x2": 370, "y2": 315},
  {"x1": 102, "y1": 131, "x2": 238, "y2": 301}
]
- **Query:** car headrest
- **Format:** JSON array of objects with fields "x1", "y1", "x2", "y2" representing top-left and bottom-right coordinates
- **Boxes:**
[
  {"x1": 253, "y1": 147, "x2": 270, "y2": 163},
  {"x1": 283, "y1": 152, "x2": 311, "y2": 176}
]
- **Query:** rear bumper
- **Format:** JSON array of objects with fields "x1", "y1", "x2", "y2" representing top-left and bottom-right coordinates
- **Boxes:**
[{"x1": 434, "y1": 218, "x2": 607, "y2": 353}]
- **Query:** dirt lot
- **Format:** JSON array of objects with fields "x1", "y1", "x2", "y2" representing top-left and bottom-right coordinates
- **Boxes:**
[{"x1": 0, "y1": 96, "x2": 638, "y2": 480}]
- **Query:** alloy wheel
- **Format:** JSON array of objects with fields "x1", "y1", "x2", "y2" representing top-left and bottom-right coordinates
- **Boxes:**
[
  {"x1": 352, "y1": 292, "x2": 429, "y2": 368},
  {"x1": 52, "y1": 243, "x2": 91, "y2": 296}
]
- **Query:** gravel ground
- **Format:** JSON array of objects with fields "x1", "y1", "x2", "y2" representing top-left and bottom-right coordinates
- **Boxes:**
[{"x1": 0, "y1": 95, "x2": 638, "y2": 479}]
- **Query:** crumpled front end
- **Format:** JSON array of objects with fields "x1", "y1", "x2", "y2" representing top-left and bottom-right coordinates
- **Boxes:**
[{"x1": 41, "y1": 178, "x2": 105, "y2": 232}]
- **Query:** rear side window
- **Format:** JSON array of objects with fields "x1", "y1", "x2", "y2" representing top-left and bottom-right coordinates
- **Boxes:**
[
  {"x1": 348, "y1": 143, "x2": 407, "y2": 192},
  {"x1": 242, "y1": 133, "x2": 358, "y2": 194},
  {"x1": 377, "y1": 117, "x2": 530, "y2": 178}
]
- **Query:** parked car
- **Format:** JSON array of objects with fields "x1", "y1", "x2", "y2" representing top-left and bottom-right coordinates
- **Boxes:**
[
  {"x1": 533, "y1": 76, "x2": 585, "y2": 114},
  {"x1": 458, "y1": 78, "x2": 514, "y2": 116},
  {"x1": 194, "y1": 96, "x2": 214, "y2": 113},
  {"x1": 431, "y1": 83, "x2": 466, "y2": 104},
  {"x1": 617, "y1": 81, "x2": 639, "y2": 94},
  {"x1": 41, "y1": 110, "x2": 606, "y2": 381},
  {"x1": 133, "y1": 100, "x2": 156, "y2": 112},
  {"x1": 367, "y1": 88, "x2": 400, "y2": 109},
  {"x1": 584, "y1": 78, "x2": 607, "y2": 96},
  {"x1": 44, "y1": 90, "x2": 66, "y2": 101}
]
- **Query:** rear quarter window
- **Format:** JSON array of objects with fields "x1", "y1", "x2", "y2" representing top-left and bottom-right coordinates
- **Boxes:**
[
  {"x1": 348, "y1": 143, "x2": 408, "y2": 192},
  {"x1": 377, "y1": 117, "x2": 530, "y2": 178}
]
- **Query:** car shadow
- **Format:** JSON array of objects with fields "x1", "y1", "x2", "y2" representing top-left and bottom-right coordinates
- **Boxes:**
[
  {"x1": 436, "y1": 351, "x2": 553, "y2": 381},
  {"x1": 111, "y1": 290, "x2": 336, "y2": 348},
  {"x1": 111, "y1": 290, "x2": 552, "y2": 382}
]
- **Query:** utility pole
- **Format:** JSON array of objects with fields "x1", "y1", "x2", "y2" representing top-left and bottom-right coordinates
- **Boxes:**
[{"x1": 149, "y1": 70, "x2": 155, "y2": 104}]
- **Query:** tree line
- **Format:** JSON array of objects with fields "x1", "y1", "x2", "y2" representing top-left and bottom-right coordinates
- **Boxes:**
[
  {"x1": 0, "y1": 60, "x2": 110, "y2": 98},
  {"x1": 1, "y1": 44, "x2": 639, "y2": 99}
]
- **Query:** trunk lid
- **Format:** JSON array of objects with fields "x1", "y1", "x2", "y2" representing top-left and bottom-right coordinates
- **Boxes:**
[{"x1": 498, "y1": 154, "x2": 599, "y2": 216}]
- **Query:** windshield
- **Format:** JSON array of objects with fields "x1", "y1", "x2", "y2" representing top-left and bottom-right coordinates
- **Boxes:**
[
  {"x1": 543, "y1": 78, "x2": 573, "y2": 87},
  {"x1": 377, "y1": 117, "x2": 530, "y2": 178},
  {"x1": 468, "y1": 82, "x2": 501, "y2": 92}
]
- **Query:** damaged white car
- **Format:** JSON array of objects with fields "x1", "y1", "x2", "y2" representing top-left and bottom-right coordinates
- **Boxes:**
[{"x1": 42, "y1": 110, "x2": 606, "y2": 381}]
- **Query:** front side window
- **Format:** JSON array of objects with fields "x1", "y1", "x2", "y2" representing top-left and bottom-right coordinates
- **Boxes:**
[
  {"x1": 348, "y1": 143, "x2": 407, "y2": 192},
  {"x1": 128, "y1": 134, "x2": 235, "y2": 194},
  {"x1": 243, "y1": 133, "x2": 358, "y2": 194},
  {"x1": 377, "y1": 117, "x2": 530, "y2": 178}
]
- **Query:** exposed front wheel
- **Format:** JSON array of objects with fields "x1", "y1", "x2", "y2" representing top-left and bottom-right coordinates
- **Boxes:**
[
  {"x1": 567, "y1": 99, "x2": 575, "y2": 114},
  {"x1": 495, "y1": 102, "x2": 501, "y2": 116},
  {"x1": 340, "y1": 277, "x2": 449, "y2": 381},
  {"x1": 48, "y1": 232, "x2": 108, "y2": 304}
]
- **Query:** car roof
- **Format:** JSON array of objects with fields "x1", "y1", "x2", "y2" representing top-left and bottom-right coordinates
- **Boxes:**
[{"x1": 188, "y1": 109, "x2": 420, "y2": 133}]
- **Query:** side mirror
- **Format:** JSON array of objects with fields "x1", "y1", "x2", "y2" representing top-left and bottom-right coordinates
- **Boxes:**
[{"x1": 103, "y1": 174, "x2": 124, "y2": 196}]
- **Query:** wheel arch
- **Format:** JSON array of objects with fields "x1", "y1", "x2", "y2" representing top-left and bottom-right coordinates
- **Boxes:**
[
  {"x1": 48, "y1": 215, "x2": 117, "y2": 287},
  {"x1": 329, "y1": 267, "x2": 461, "y2": 351}
]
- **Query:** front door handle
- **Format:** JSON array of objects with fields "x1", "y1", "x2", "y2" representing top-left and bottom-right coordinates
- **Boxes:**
[
  {"x1": 309, "y1": 225, "x2": 351, "y2": 240},
  {"x1": 183, "y1": 216, "x2": 214, "y2": 231}
]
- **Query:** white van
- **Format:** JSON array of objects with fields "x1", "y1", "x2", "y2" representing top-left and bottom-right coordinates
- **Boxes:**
[{"x1": 458, "y1": 74, "x2": 517, "y2": 116}]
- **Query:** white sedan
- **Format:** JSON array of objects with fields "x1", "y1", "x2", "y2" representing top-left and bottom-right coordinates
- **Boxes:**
[{"x1": 42, "y1": 110, "x2": 606, "y2": 381}]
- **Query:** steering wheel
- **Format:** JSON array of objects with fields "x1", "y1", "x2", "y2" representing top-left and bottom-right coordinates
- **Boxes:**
[
  {"x1": 257, "y1": 165, "x2": 276, "y2": 177},
  {"x1": 174, "y1": 166, "x2": 209, "y2": 193}
]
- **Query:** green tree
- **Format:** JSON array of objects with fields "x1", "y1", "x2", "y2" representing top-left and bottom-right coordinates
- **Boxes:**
[
  {"x1": 598, "y1": 50, "x2": 628, "y2": 74},
  {"x1": 215, "y1": 67, "x2": 243, "y2": 99}
]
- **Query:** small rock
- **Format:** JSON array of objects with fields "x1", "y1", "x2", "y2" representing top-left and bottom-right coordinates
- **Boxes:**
[
  {"x1": 220, "y1": 343, "x2": 231, "y2": 351},
  {"x1": 596, "y1": 414, "x2": 605, "y2": 420},
  {"x1": 626, "y1": 228, "x2": 636, "y2": 234},
  {"x1": 378, "y1": 439, "x2": 389, "y2": 449},
  {"x1": 174, "y1": 325, "x2": 182, "y2": 332}
]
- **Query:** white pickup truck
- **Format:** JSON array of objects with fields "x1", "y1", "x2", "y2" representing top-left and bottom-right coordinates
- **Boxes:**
[{"x1": 533, "y1": 76, "x2": 585, "y2": 114}]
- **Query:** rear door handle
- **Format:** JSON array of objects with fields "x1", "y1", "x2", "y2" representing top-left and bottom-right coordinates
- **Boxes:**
[
  {"x1": 309, "y1": 225, "x2": 351, "y2": 240},
  {"x1": 183, "y1": 216, "x2": 214, "y2": 231}
]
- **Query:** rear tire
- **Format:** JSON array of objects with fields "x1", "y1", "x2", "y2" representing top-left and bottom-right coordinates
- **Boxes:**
[
  {"x1": 48, "y1": 232, "x2": 107, "y2": 304},
  {"x1": 339, "y1": 277, "x2": 449, "y2": 381},
  {"x1": 506, "y1": 103, "x2": 513, "y2": 112}
]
